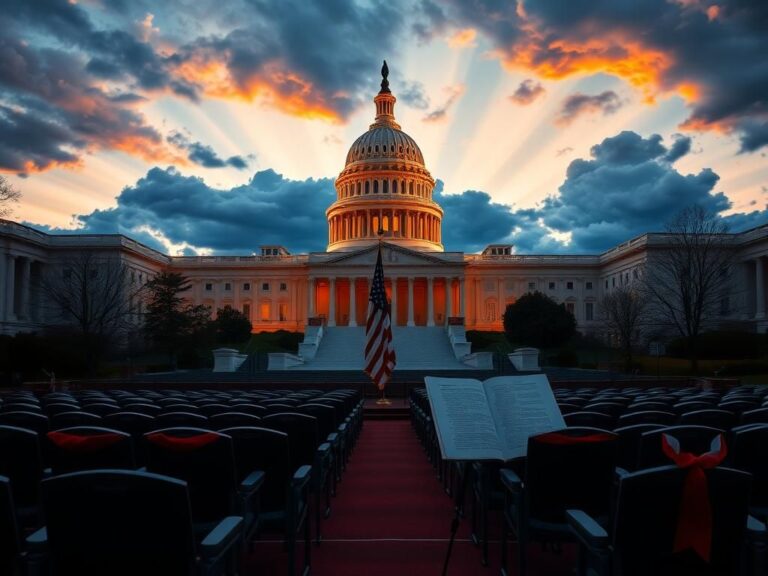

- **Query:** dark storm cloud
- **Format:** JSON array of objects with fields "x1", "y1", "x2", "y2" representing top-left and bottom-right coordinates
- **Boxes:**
[
  {"x1": 167, "y1": 131, "x2": 248, "y2": 170},
  {"x1": 537, "y1": 131, "x2": 731, "y2": 251},
  {"x1": 510, "y1": 80, "x2": 545, "y2": 105},
  {"x1": 0, "y1": 36, "x2": 180, "y2": 172},
  {"x1": 663, "y1": 134, "x2": 692, "y2": 163},
  {"x1": 437, "y1": 0, "x2": 768, "y2": 151},
  {"x1": 32, "y1": 168, "x2": 337, "y2": 254},
  {"x1": 555, "y1": 91, "x2": 622, "y2": 125},
  {"x1": 398, "y1": 81, "x2": 431, "y2": 110}
]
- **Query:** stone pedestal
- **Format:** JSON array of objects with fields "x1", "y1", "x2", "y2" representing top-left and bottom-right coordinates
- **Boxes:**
[{"x1": 508, "y1": 347, "x2": 541, "y2": 371}]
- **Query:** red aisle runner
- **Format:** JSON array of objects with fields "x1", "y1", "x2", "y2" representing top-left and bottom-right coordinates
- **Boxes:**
[{"x1": 247, "y1": 420, "x2": 573, "y2": 576}]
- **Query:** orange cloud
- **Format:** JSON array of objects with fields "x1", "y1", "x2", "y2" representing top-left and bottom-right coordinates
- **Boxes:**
[
  {"x1": 111, "y1": 135, "x2": 188, "y2": 166},
  {"x1": 173, "y1": 55, "x2": 342, "y2": 122},
  {"x1": 447, "y1": 28, "x2": 477, "y2": 48}
]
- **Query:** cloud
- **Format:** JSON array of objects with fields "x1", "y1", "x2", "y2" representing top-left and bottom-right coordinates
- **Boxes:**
[
  {"x1": 24, "y1": 130, "x2": 768, "y2": 256},
  {"x1": 31, "y1": 167, "x2": 336, "y2": 255},
  {"x1": 398, "y1": 81, "x2": 431, "y2": 110},
  {"x1": 556, "y1": 147, "x2": 574, "y2": 157},
  {"x1": 664, "y1": 134, "x2": 692, "y2": 162},
  {"x1": 436, "y1": 0, "x2": 768, "y2": 151},
  {"x1": 510, "y1": 79, "x2": 545, "y2": 105},
  {"x1": 555, "y1": 90, "x2": 623, "y2": 126},
  {"x1": 167, "y1": 131, "x2": 248, "y2": 169},
  {"x1": 0, "y1": 36, "x2": 184, "y2": 174},
  {"x1": 422, "y1": 85, "x2": 464, "y2": 123},
  {"x1": 447, "y1": 28, "x2": 477, "y2": 48}
]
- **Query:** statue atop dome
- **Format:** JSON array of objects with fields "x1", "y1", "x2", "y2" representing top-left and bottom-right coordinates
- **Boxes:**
[{"x1": 380, "y1": 60, "x2": 391, "y2": 94}]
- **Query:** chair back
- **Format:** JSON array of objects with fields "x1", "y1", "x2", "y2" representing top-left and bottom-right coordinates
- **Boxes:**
[
  {"x1": 525, "y1": 427, "x2": 617, "y2": 523},
  {"x1": 209, "y1": 412, "x2": 261, "y2": 430},
  {"x1": 0, "y1": 411, "x2": 49, "y2": 435},
  {"x1": 51, "y1": 411, "x2": 102, "y2": 430},
  {"x1": 678, "y1": 409, "x2": 736, "y2": 430},
  {"x1": 0, "y1": 476, "x2": 20, "y2": 576},
  {"x1": 563, "y1": 411, "x2": 614, "y2": 429},
  {"x1": 637, "y1": 426, "x2": 724, "y2": 470},
  {"x1": 740, "y1": 407, "x2": 768, "y2": 425},
  {"x1": 611, "y1": 465, "x2": 751, "y2": 576},
  {"x1": 729, "y1": 424, "x2": 768, "y2": 509},
  {"x1": 296, "y1": 404, "x2": 337, "y2": 438},
  {"x1": 613, "y1": 423, "x2": 665, "y2": 471},
  {"x1": 618, "y1": 410, "x2": 676, "y2": 427},
  {"x1": 80, "y1": 403, "x2": 120, "y2": 416},
  {"x1": 0, "y1": 425, "x2": 44, "y2": 509},
  {"x1": 262, "y1": 413, "x2": 319, "y2": 469},
  {"x1": 143, "y1": 428, "x2": 236, "y2": 524},
  {"x1": 46, "y1": 427, "x2": 135, "y2": 474},
  {"x1": 221, "y1": 426, "x2": 291, "y2": 513},
  {"x1": 42, "y1": 469, "x2": 196, "y2": 576},
  {"x1": 154, "y1": 411, "x2": 208, "y2": 428}
]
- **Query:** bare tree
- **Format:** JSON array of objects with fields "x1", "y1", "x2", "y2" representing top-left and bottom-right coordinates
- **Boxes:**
[
  {"x1": 40, "y1": 251, "x2": 144, "y2": 375},
  {"x1": 641, "y1": 206, "x2": 733, "y2": 373},
  {"x1": 600, "y1": 284, "x2": 648, "y2": 372},
  {"x1": 0, "y1": 175, "x2": 21, "y2": 217}
]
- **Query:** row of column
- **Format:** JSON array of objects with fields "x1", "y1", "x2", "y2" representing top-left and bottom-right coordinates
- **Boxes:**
[
  {"x1": 0, "y1": 254, "x2": 37, "y2": 323},
  {"x1": 329, "y1": 209, "x2": 441, "y2": 243},
  {"x1": 307, "y1": 275, "x2": 464, "y2": 327}
]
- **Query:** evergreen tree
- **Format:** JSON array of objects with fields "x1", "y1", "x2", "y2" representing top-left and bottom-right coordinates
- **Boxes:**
[{"x1": 213, "y1": 306, "x2": 253, "y2": 346}]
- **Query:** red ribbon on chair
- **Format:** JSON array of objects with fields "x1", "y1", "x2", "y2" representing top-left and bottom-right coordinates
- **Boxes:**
[
  {"x1": 536, "y1": 432, "x2": 614, "y2": 445},
  {"x1": 146, "y1": 432, "x2": 219, "y2": 452},
  {"x1": 47, "y1": 431, "x2": 123, "y2": 452},
  {"x1": 660, "y1": 433, "x2": 727, "y2": 562}
]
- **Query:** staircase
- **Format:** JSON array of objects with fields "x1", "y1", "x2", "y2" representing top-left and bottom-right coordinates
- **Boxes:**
[{"x1": 287, "y1": 326, "x2": 473, "y2": 371}]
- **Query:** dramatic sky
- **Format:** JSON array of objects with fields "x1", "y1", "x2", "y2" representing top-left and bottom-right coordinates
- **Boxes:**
[{"x1": 2, "y1": 0, "x2": 767, "y2": 255}]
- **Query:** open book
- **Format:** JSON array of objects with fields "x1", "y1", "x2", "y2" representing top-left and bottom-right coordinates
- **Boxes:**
[{"x1": 425, "y1": 374, "x2": 565, "y2": 461}]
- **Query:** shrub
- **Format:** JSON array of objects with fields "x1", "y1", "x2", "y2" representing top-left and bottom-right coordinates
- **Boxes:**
[
  {"x1": 503, "y1": 292, "x2": 576, "y2": 349},
  {"x1": 666, "y1": 331, "x2": 767, "y2": 360}
]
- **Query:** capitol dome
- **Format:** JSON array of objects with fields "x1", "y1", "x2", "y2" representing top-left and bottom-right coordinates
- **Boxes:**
[{"x1": 327, "y1": 61, "x2": 443, "y2": 252}]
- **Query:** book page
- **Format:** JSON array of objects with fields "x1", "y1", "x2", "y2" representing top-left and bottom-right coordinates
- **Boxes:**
[
  {"x1": 425, "y1": 377, "x2": 503, "y2": 461},
  {"x1": 483, "y1": 374, "x2": 565, "y2": 460}
]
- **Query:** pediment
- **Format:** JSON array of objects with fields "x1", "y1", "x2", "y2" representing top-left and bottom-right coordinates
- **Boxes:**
[{"x1": 309, "y1": 242, "x2": 462, "y2": 268}]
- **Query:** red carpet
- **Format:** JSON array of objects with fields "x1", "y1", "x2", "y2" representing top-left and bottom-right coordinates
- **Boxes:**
[{"x1": 247, "y1": 420, "x2": 575, "y2": 575}]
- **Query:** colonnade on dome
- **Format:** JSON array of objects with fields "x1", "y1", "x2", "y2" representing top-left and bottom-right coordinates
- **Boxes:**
[{"x1": 328, "y1": 207, "x2": 442, "y2": 244}]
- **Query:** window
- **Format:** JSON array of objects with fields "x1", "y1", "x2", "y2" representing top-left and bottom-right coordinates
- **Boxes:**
[
  {"x1": 279, "y1": 303, "x2": 288, "y2": 321},
  {"x1": 260, "y1": 302, "x2": 270, "y2": 321},
  {"x1": 548, "y1": 282, "x2": 555, "y2": 290},
  {"x1": 243, "y1": 303, "x2": 251, "y2": 319},
  {"x1": 612, "y1": 277, "x2": 616, "y2": 287},
  {"x1": 586, "y1": 282, "x2": 593, "y2": 290},
  {"x1": 262, "y1": 282, "x2": 270, "y2": 291},
  {"x1": 205, "y1": 283, "x2": 213, "y2": 291},
  {"x1": 280, "y1": 282, "x2": 288, "y2": 292},
  {"x1": 566, "y1": 281, "x2": 574, "y2": 290},
  {"x1": 528, "y1": 282, "x2": 536, "y2": 291},
  {"x1": 585, "y1": 302, "x2": 594, "y2": 321},
  {"x1": 604, "y1": 280, "x2": 608, "y2": 289},
  {"x1": 224, "y1": 282, "x2": 231, "y2": 291},
  {"x1": 565, "y1": 302, "x2": 575, "y2": 315},
  {"x1": 633, "y1": 269, "x2": 639, "y2": 279},
  {"x1": 243, "y1": 283, "x2": 250, "y2": 291}
]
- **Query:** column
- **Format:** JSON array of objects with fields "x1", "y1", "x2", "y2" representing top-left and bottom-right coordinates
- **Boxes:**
[
  {"x1": 390, "y1": 277, "x2": 398, "y2": 326},
  {"x1": 328, "y1": 277, "x2": 336, "y2": 326},
  {"x1": 497, "y1": 277, "x2": 504, "y2": 322},
  {"x1": 20, "y1": 257, "x2": 31, "y2": 320},
  {"x1": 427, "y1": 276, "x2": 435, "y2": 326},
  {"x1": 756, "y1": 258, "x2": 765, "y2": 319},
  {"x1": 445, "y1": 278, "x2": 453, "y2": 324},
  {"x1": 407, "y1": 276, "x2": 415, "y2": 326},
  {"x1": 307, "y1": 277, "x2": 315, "y2": 317},
  {"x1": 459, "y1": 277, "x2": 465, "y2": 317},
  {"x1": 349, "y1": 277, "x2": 357, "y2": 326}
]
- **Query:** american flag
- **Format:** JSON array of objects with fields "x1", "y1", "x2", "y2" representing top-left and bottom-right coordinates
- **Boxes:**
[{"x1": 364, "y1": 247, "x2": 396, "y2": 390}]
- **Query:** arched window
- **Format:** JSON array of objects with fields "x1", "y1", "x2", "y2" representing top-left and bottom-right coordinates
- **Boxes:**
[
  {"x1": 356, "y1": 182, "x2": 361, "y2": 195},
  {"x1": 382, "y1": 215, "x2": 389, "y2": 231},
  {"x1": 409, "y1": 181, "x2": 414, "y2": 194},
  {"x1": 383, "y1": 180, "x2": 389, "y2": 193},
  {"x1": 373, "y1": 180, "x2": 379, "y2": 194},
  {"x1": 372, "y1": 215, "x2": 379, "y2": 232},
  {"x1": 365, "y1": 181, "x2": 370, "y2": 194},
  {"x1": 375, "y1": 145, "x2": 379, "y2": 152},
  {"x1": 393, "y1": 180, "x2": 398, "y2": 194}
]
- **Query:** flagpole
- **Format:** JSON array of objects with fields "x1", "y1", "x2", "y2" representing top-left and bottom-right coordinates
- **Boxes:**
[{"x1": 375, "y1": 227, "x2": 392, "y2": 406}]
